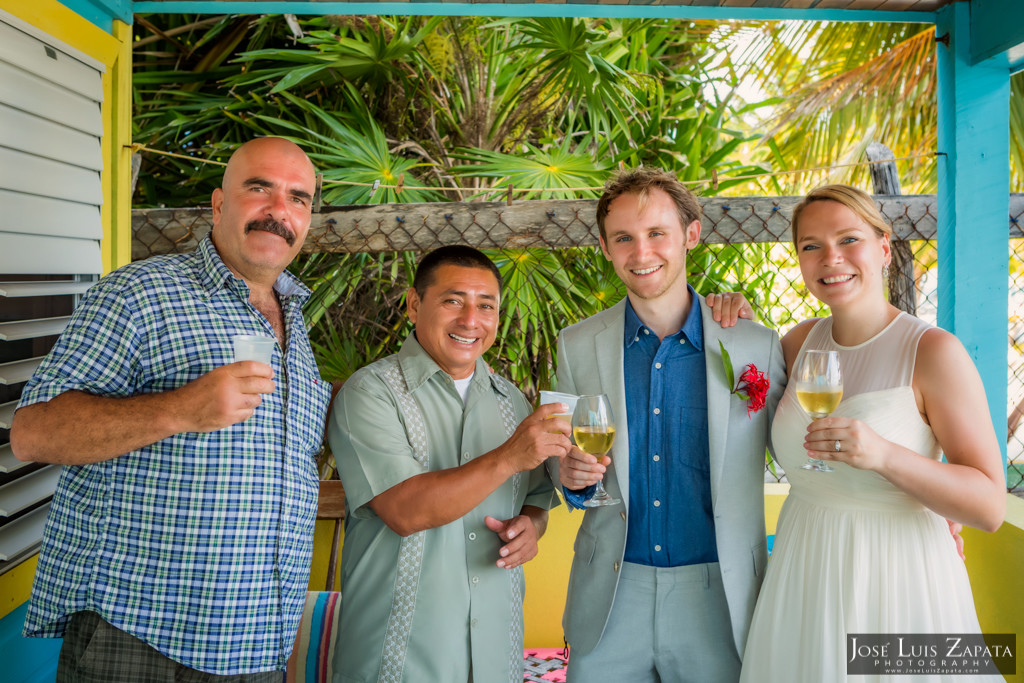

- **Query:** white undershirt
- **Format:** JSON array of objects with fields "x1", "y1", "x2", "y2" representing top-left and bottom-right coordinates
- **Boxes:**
[{"x1": 453, "y1": 373, "x2": 474, "y2": 403}]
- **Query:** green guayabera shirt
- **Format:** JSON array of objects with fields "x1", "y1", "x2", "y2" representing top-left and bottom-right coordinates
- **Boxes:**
[{"x1": 328, "y1": 334, "x2": 559, "y2": 683}]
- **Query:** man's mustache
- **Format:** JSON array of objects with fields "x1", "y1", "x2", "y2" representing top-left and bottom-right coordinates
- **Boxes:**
[{"x1": 245, "y1": 217, "x2": 295, "y2": 246}]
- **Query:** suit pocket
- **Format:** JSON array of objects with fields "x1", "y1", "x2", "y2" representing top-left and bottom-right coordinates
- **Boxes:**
[
  {"x1": 574, "y1": 528, "x2": 597, "y2": 565},
  {"x1": 564, "y1": 528, "x2": 598, "y2": 638}
]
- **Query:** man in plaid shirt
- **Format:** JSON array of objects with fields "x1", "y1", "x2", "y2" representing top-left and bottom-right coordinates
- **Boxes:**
[{"x1": 11, "y1": 137, "x2": 332, "y2": 681}]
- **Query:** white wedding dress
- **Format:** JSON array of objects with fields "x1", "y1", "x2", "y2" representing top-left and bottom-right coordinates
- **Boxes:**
[{"x1": 739, "y1": 314, "x2": 1000, "y2": 683}]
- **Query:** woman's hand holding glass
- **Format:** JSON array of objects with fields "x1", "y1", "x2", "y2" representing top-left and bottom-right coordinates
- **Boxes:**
[{"x1": 804, "y1": 415, "x2": 890, "y2": 472}]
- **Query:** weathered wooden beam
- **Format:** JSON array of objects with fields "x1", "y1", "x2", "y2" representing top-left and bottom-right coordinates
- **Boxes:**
[
  {"x1": 131, "y1": 194, "x2": 1024, "y2": 259},
  {"x1": 867, "y1": 142, "x2": 916, "y2": 315}
]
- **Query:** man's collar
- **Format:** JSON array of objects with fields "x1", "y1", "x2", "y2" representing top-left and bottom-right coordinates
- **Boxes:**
[
  {"x1": 623, "y1": 298, "x2": 647, "y2": 348},
  {"x1": 679, "y1": 284, "x2": 704, "y2": 351},
  {"x1": 196, "y1": 235, "x2": 237, "y2": 294},
  {"x1": 196, "y1": 234, "x2": 310, "y2": 301},
  {"x1": 622, "y1": 285, "x2": 704, "y2": 350}
]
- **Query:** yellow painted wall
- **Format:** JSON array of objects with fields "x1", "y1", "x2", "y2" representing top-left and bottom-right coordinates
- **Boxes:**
[
  {"x1": 0, "y1": 0, "x2": 131, "y2": 620},
  {"x1": 764, "y1": 482, "x2": 789, "y2": 536},
  {"x1": 0, "y1": 557, "x2": 38, "y2": 620},
  {"x1": 522, "y1": 505, "x2": 583, "y2": 647},
  {"x1": 964, "y1": 495, "x2": 1024, "y2": 682}
]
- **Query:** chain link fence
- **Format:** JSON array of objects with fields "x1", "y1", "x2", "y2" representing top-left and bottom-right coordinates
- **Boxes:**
[
  {"x1": 1009, "y1": 218, "x2": 1024, "y2": 494},
  {"x1": 133, "y1": 195, "x2": 1022, "y2": 489}
]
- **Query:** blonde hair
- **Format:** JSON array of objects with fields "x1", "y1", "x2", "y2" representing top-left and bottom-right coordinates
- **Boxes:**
[{"x1": 791, "y1": 184, "x2": 892, "y2": 245}]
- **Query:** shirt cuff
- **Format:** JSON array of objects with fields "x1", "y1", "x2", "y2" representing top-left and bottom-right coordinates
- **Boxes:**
[{"x1": 562, "y1": 485, "x2": 596, "y2": 510}]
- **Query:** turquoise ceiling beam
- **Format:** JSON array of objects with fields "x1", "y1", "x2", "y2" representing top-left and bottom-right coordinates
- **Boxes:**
[
  {"x1": 132, "y1": 2, "x2": 935, "y2": 23},
  {"x1": 969, "y1": 0, "x2": 1024, "y2": 66},
  {"x1": 936, "y1": 1, "x2": 1011, "y2": 459},
  {"x1": 58, "y1": 0, "x2": 132, "y2": 30}
]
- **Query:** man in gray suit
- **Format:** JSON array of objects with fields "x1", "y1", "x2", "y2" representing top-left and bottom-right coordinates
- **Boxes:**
[{"x1": 552, "y1": 168, "x2": 786, "y2": 682}]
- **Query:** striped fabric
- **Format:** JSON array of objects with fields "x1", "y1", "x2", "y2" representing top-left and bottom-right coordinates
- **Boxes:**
[{"x1": 285, "y1": 592, "x2": 342, "y2": 683}]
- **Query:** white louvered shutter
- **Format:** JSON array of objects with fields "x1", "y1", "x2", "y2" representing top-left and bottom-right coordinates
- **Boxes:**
[{"x1": 0, "y1": 10, "x2": 103, "y2": 573}]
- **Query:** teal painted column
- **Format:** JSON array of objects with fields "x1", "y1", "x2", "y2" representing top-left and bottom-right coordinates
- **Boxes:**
[{"x1": 936, "y1": 3, "x2": 1010, "y2": 460}]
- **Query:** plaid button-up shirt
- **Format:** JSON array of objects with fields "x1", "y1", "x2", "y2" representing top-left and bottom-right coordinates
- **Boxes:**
[{"x1": 19, "y1": 236, "x2": 332, "y2": 675}]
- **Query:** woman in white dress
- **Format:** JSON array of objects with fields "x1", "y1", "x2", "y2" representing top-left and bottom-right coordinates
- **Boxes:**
[{"x1": 739, "y1": 185, "x2": 1006, "y2": 682}]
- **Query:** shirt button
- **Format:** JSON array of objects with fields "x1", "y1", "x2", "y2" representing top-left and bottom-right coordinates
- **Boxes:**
[
  {"x1": 472, "y1": 619, "x2": 479, "y2": 628},
  {"x1": 679, "y1": 339, "x2": 686, "y2": 345},
  {"x1": 655, "y1": 362, "x2": 662, "y2": 369},
  {"x1": 463, "y1": 452, "x2": 470, "y2": 461},
  {"x1": 655, "y1": 544, "x2": 662, "y2": 552},
  {"x1": 468, "y1": 532, "x2": 477, "y2": 540},
  {"x1": 634, "y1": 336, "x2": 639, "y2": 343},
  {"x1": 643, "y1": 329, "x2": 650, "y2": 335},
  {"x1": 653, "y1": 408, "x2": 661, "y2": 415},
  {"x1": 471, "y1": 576, "x2": 480, "y2": 585},
  {"x1": 653, "y1": 454, "x2": 660, "y2": 462},
  {"x1": 620, "y1": 511, "x2": 626, "y2": 521},
  {"x1": 613, "y1": 562, "x2": 620, "y2": 572},
  {"x1": 653, "y1": 500, "x2": 661, "y2": 507}
]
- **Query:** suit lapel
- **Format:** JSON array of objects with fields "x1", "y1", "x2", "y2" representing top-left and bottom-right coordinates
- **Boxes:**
[
  {"x1": 594, "y1": 301, "x2": 629, "y2": 509},
  {"x1": 699, "y1": 298, "x2": 731, "y2": 513}
]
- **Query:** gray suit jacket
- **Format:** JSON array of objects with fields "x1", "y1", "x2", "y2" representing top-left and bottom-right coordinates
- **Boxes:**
[{"x1": 550, "y1": 296, "x2": 786, "y2": 658}]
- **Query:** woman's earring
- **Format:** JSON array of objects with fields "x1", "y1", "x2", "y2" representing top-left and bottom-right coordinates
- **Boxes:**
[{"x1": 882, "y1": 263, "x2": 891, "y2": 280}]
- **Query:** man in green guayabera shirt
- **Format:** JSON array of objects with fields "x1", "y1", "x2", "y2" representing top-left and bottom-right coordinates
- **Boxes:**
[{"x1": 327, "y1": 246, "x2": 572, "y2": 683}]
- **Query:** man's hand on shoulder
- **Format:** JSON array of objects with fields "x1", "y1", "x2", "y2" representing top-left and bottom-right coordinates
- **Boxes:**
[{"x1": 705, "y1": 292, "x2": 754, "y2": 328}]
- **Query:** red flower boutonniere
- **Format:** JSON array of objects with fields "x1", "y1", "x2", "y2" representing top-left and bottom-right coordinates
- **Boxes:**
[{"x1": 719, "y1": 341, "x2": 770, "y2": 417}]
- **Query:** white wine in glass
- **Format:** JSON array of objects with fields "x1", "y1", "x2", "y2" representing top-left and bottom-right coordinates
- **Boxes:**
[
  {"x1": 572, "y1": 394, "x2": 620, "y2": 507},
  {"x1": 795, "y1": 350, "x2": 843, "y2": 473},
  {"x1": 573, "y1": 426, "x2": 616, "y2": 455}
]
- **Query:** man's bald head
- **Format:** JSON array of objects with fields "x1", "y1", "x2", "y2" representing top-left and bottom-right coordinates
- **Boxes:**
[{"x1": 221, "y1": 137, "x2": 316, "y2": 192}]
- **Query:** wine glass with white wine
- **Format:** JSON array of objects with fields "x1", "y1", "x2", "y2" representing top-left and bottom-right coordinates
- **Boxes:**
[
  {"x1": 794, "y1": 350, "x2": 843, "y2": 473},
  {"x1": 572, "y1": 394, "x2": 620, "y2": 507}
]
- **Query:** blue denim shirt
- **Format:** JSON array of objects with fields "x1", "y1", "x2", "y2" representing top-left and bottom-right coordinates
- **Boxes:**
[{"x1": 566, "y1": 287, "x2": 717, "y2": 567}]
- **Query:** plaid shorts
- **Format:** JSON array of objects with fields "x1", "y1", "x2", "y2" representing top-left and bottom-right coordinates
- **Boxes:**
[{"x1": 56, "y1": 612, "x2": 283, "y2": 683}]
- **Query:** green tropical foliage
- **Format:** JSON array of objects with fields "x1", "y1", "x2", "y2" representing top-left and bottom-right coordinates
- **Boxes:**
[
  {"x1": 132, "y1": 13, "x2": 1021, "y2": 402},
  {"x1": 132, "y1": 13, "x2": 771, "y2": 398},
  {"x1": 731, "y1": 21, "x2": 1024, "y2": 193}
]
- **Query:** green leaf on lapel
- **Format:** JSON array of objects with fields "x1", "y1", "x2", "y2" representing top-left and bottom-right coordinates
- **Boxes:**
[{"x1": 719, "y1": 340, "x2": 735, "y2": 389}]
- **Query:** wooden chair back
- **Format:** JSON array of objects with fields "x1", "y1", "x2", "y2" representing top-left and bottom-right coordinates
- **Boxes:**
[{"x1": 317, "y1": 479, "x2": 346, "y2": 591}]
